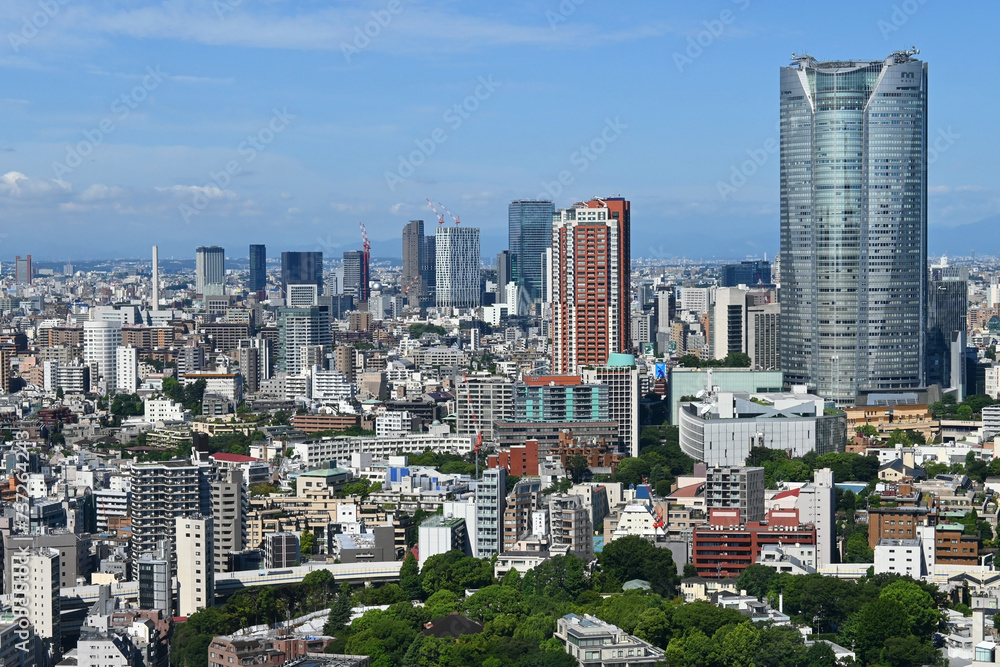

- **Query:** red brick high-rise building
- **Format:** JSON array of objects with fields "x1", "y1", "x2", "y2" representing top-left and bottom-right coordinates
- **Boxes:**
[{"x1": 551, "y1": 197, "x2": 630, "y2": 374}]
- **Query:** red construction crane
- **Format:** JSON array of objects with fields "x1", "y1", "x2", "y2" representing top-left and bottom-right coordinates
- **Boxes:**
[
  {"x1": 402, "y1": 275, "x2": 419, "y2": 295},
  {"x1": 653, "y1": 507, "x2": 664, "y2": 529},
  {"x1": 438, "y1": 202, "x2": 461, "y2": 225},
  {"x1": 425, "y1": 198, "x2": 445, "y2": 226}
]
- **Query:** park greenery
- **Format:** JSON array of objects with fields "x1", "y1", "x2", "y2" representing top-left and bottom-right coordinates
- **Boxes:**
[{"x1": 170, "y1": 539, "x2": 953, "y2": 667}]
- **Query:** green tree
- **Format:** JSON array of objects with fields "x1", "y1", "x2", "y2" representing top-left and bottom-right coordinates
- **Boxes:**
[
  {"x1": 612, "y1": 457, "x2": 651, "y2": 488},
  {"x1": 736, "y1": 564, "x2": 777, "y2": 600},
  {"x1": 717, "y1": 622, "x2": 761, "y2": 667},
  {"x1": 879, "y1": 579, "x2": 942, "y2": 639},
  {"x1": 463, "y1": 585, "x2": 526, "y2": 624},
  {"x1": 844, "y1": 530, "x2": 874, "y2": 563},
  {"x1": 839, "y1": 596, "x2": 909, "y2": 665},
  {"x1": 598, "y1": 535, "x2": 678, "y2": 596},
  {"x1": 879, "y1": 634, "x2": 939, "y2": 667},
  {"x1": 323, "y1": 583, "x2": 354, "y2": 636},
  {"x1": 300, "y1": 529, "x2": 317, "y2": 556},
  {"x1": 399, "y1": 552, "x2": 422, "y2": 601},
  {"x1": 566, "y1": 454, "x2": 589, "y2": 483},
  {"x1": 855, "y1": 424, "x2": 878, "y2": 437}
]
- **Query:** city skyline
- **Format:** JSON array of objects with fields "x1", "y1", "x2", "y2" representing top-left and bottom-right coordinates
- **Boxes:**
[{"x1": 0, "y1": 2, "x2": 996, "y2": 259}]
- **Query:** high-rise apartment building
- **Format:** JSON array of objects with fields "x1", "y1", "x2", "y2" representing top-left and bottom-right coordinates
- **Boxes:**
[
  {"x1": 196, "y1": 246, "x2": 226, "y2": 295},
  {"x1": 130, "y1": 460, "x2": 212, "y2": 576},
  {"x1": 211, "y1": 468, "x2": 246, "y2": 573},
  {"x1": 581, "y1": 354, "x2": 640, "y2": 457},
  {"x1": 508, "y1": 199, "x2": 555, "y2": 306},
  {"x1": 277, "y1": 307, "x2": 331, "y2": 377},
  {"x1": 116, "y1": 345, "x2": 138, "y2": 393},
  {"x1": 548, "y1": 493, "x2": 594, "y2": 559},
  {"x1": 475, "y1": 468, "x2": 507, "y2": 557},
  {"x1": 10, "y1": 547, "x2": 60, "y2": 662},
  {"x1": 137, "y1": 554, "x2": 171, "y2": 616},
  {"x1": 779, "y1": 51, "x2": 927, "y2": 405},
  {"x1": 713, "y1": 287, "x2": 748, "y2": 360},
  {"x1": 14, "y1": 255, "x2": 31, "y2": 285},
  {"x1": 342, "y1": 250, "x2": 369, "y2": 300},
  {"x1": 248, "y1": 244, "x2": 266, "y2": 293},
  {"x1": 263, "y1": 532, "x2": 300, "y2": 568},
  {"x1": 84, "y1": 320, "x2": 122, "y2": 394},
  {"x1": 176, "y1": 515, "x2": 214, "y2": 616},
  {"x1": 436, "y1": 226, "x2": 481, "y2": 309},
  {"x1": 456, "y1": 375, "x2": 513, "y2": 441},
  {"x1": 551, "y1": 198, "x2": 630, "y2": 374},
  {"x1": 706, "y1": 466, "x2": 765, "y2": 524},
  {"x1": 280, "y1": 251, "x2": 323, "y2": 293}
]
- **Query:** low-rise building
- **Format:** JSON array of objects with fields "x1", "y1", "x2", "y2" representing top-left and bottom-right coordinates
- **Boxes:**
[{"x1": 555, "y1": 614, "x2": 664, "y2": 666}]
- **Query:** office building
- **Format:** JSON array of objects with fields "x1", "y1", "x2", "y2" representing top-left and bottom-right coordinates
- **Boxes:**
[
  {"x1": 551, "y1": 197, "x2": 630, "y2": 374},
  {"x1": 508, "y1": 199, "x2": 555, "y2": 305},
  {"x1": 137, "y1": 555, "x2": 171, "y2": 616},
  {"x1": 475, "y1": 468, "x2": 507, "y2": 557},
  {"x1": 402, "y1": 220, "x2": 435, "y2": 307},
  {"x1": 721, "y1": 259, "x2": 772, "y2": 287},
  {"x1": 496, "y1": 250, "x2": 513, "y2": 304},
  {"x1": 237, "y1": 341, "x2": 261, "y2": 394},
  {"x1": 713, "y1": 287, "x2": 748, "y2": 360},
  {"x1": 281, "y1": 251, "x2": 323, "y2": 293},
  {"x1": 706, "y1": 466, "x2": 765, "y2": 524},
  {"x1": 248, "y1": 244, "x2": 266, "y2": 293},
  {"x1": 580, "y1": 354, "x2": 640, "y2": 457},
  {"x1": 130, "y1": 459, "x2": 212, "y2": 576},
  {"x1": 4, "y1": 532, "x2": 92, "y2": 593},
  {"x1": 0, "y1": 344, "x2": 13, "y2": 393},
  {"x1": 84, "y1": 320, "x2": 122, "y2": 394},
  {"x1": 196, "y1": 246, "x2": 226, "y2": 295},
  {"x1": 15, "y1": 254, "x2": 31, "y2": 284},
  {"x1": 277, "y1": 307, "x2": 331, "y2": 377},
  {"x1": 678, "y1": 389, "x2": 846, "y2": 466},
  {"x1": 748, "y1": 302, "x2": 780, "y2": 371},
  {"x1": 779, "y1": 51, "x2": 927, "y2": 405},
  {"x1": 211, "y1": 468, "x2": 246, "y2": 573},
  {"x1": 436, "y1": 226, "x2": 481, "y2": 309},
  {"x1": 176, "y1": 515, "x2": 214, "y2": 617},
  {"x1": 926, "y1": 261, "x2": 968, "y2": 394},
  {"x1": 342, "y1": 250, "x2": 368, "y2": 300}
]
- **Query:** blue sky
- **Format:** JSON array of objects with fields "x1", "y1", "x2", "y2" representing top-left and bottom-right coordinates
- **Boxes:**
[{"x1": 0, "y1": 0, "x2": 996, "y2": 261}]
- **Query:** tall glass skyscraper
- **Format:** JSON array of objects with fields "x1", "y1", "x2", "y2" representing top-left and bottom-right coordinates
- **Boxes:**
[
  {"x1": 195, "y1": 246, "x2": 225, "y2": 295},
  {"x1": 779, "y1": 51, "x2": 927, "y2": 405},
  {"x1": 508, "y1": 200, "x2": 554, "y2": 306},
  {"x1": 248, "y1": 244, "x2": 266, "y2": 292},
  {"x1": 281, "y1": 251, "x2": 323, "y2": 293}
]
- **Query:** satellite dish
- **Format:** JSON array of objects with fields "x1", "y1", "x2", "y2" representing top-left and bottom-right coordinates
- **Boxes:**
[{"x1": 696, "y1": 389, "x2": 706, "y2": 399}]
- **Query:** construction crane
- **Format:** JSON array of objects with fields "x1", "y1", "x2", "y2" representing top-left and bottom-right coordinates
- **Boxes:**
[
  {"x1": 653, "y1": 507, "x2": 664, "y2": 529},
  {"x1": 359, "y1": 221, "x2": 371, "y2": 301},
  {"x1": 401, "y1": 275, "x2": 420, "y2": 296},
  {"x1": 425, "y1": 198, "x2": 445, "y2": 226},
  {"x1": 438, "y1": 202, "x2": 461, "y2": 225}
]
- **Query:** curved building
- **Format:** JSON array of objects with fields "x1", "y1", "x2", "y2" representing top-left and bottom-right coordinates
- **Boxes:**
[{"x1": 779, "y1": 51, "x2": 927, "y2": 405}]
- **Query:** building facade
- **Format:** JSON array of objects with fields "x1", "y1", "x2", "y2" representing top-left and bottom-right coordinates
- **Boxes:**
[
  {"x1": 779, "y1": 51, "x2": 927, "y2": 405},
  {"x1": 196, "y1": 246, "x2": 226, "y2": 295},
  {"x1": 248, "y1": 244, "x2": 266, "y2": 292},
  {"x1": 435, "y1": 226, "x2": 481, "y2": 309},
  {"x1": 508, "y1": 199, "x2": 555, "y2": 307},
  {"x1": 551, "y1": 198, "x2": 630, "y2": 374}
]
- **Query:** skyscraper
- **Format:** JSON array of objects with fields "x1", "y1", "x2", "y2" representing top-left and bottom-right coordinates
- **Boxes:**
[
  {"x1": 195, "y1": 246, "x2": 225, "y2": 295},
  {"x1": 779, "y1": 51, "x2": 927, "y2": 405},
  {"x1": 551, "y1": 197, "x2": 631, "y2": 374},
  {"x1": 280, "y1": 251, "x2": 322, "y2": 293},
  {"x1": 248, "y1": 244, "x2": 266, "y2": 293},
  {"x1": 436, "y1": 226, "x2": 481, "y2": 309},
  {"x1": 496, "y1": 250, "x2": 512, "y2": 304},
  {"x1": 508, "y1": 199, "x2": 555, "y2": 306},
  {"x1": 14, "y1": 255, "x2": 31, "y2": 285},
  {"x1": 342, "y1": 250, "x2": 369, "y2": 300},
  {"x1": 926, "y1": 261, "x2": 968, "y2": 394},
  {"x1": 402, "y1": 220, "x2": 429, "y2": 307}
]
